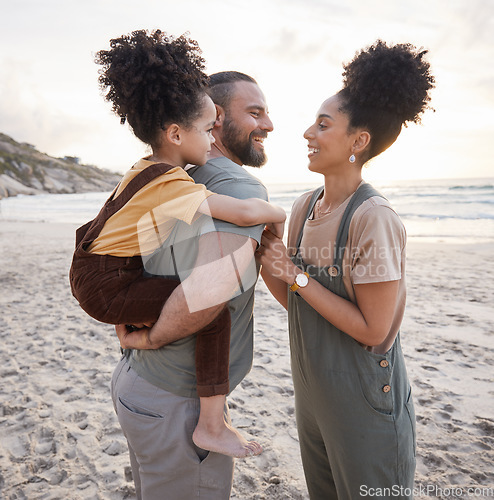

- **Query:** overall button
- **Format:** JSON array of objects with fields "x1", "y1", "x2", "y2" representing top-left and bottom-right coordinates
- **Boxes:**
[
  {"x1": 382, "y1": 385, "x2": 391, "y2": 393},
  {"x1": 379, "y1": 359, "x2": 389, "y2": 368},
  {"x1": 327, "y1": 266, "x2": 339, "y2": 277}
]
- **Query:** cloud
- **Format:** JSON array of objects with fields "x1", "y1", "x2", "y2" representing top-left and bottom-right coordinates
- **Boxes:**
[
  {"x1": 1, "y1": 0, "x2": 493, "y2": 181},
  {"x1": 0, "y1": 57, "x2": 141, "y2": 171}
]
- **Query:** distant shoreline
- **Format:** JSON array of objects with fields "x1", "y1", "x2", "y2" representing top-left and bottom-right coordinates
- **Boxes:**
[
  {"x1": 2, "y1": 178, "x2": 493, "y2": 244},
  {"x1": 0, "y1": 132, "x2": 121, "y2": 199}
]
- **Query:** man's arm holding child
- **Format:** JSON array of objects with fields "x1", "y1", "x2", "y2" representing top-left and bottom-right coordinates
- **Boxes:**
[{"x1": 116, "y1": 231, "x2": 257, "y2": 349}]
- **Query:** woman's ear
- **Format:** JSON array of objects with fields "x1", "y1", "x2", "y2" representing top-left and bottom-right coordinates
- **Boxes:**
[{"x1": 353, "y1": 130, "x2": 371, "y2": 154}]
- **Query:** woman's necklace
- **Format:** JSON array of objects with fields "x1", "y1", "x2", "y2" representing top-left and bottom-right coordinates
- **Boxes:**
[
  {"x1": 314, "y1": 186, "x2": 360, "y2": 219},
  {"x1": 314, "y1": 199, "x2": 333, "y2": 218},
  {"x1": 314, "y1": 198, "x2": 347, "y2": 218}
]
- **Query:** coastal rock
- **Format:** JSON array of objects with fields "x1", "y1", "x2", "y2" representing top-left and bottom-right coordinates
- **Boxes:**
[
  {"x1": 0, "y1": 132, "x2": 121, "y2": 199},
  {"x1": 0, "y1": 173, "x2": 40, "y2": 197}
]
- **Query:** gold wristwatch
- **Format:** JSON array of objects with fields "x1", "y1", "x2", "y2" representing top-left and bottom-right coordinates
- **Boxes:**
[{"x1": 289, "y1": 272, "x2": 309, "y2": 292}]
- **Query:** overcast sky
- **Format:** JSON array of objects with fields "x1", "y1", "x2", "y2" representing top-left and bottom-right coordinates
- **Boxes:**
[{"x1": 1, "y1": 0, "x2": 493, "y2": 183}]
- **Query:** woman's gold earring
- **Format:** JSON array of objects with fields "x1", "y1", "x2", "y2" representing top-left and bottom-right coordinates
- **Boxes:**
[{"x1": 349, "y1": 154, "x2": 356, "y2": 163}]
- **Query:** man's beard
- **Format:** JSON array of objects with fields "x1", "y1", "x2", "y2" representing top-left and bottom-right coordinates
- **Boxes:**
[{"x1": 222, "y1": 118, "x2": 267, "y2": 168}]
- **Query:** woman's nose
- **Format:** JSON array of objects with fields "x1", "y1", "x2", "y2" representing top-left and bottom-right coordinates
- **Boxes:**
[{"x1": 303, "y1": 125, "x2": 314, "y2": 139}]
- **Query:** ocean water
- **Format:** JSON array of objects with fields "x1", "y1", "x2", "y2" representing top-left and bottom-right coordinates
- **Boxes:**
[
  {"x1": 266, "y1": 177, "x2": 494, "y2": 243},
  {"x1": 1, "y1": 177, "x2": 493, "y2": 244}
]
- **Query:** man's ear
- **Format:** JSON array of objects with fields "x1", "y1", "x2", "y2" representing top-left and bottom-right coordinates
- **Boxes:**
[
  {"x1": 164, "y1": 123, "x2": 182, "y2": 145},
  {"x1": 214, "y1": 104, "x2": 225, "y2": 127}
]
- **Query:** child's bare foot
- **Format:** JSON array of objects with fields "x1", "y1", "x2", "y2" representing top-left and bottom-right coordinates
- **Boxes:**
[{"x1": 192, "y1": 421, "x2": 263, "y2": 458}]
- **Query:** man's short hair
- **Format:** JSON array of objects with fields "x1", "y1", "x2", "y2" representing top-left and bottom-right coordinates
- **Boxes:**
[{"x1": 208, "y1": 71, "x2": 257, "y2": 110}]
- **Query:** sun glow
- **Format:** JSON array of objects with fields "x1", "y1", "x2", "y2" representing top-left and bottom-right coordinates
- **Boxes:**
[{"x1": 0, "y1": 0, "x2": 492, "y2": 184}]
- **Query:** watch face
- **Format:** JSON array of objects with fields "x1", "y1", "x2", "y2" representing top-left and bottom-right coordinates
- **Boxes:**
[{"x1": 296, "y1": 273, "x2": 309, "y2": 287}]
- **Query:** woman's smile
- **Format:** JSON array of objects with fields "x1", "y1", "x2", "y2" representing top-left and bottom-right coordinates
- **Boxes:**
[{"x1": 308, "y1": 146, "x2": 320, "y2": 158}]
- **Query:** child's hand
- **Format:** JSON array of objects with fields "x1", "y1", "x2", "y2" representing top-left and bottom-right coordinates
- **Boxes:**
[
  {"x1": 256, "y1": 226, "x2": 297, "y2": 284},
  {"x1": 265, "y1": 221, "x2": 285, "y2": 239},
  {"x1": 116, "y1": 324, "x2": 153, "y2": 350},
  {"x1": 127, "y1": 322, "x2": 154, "y2": 329}
]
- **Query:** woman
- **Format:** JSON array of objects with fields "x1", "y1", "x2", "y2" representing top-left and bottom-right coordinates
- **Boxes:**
[{"x1": 257, "y1": 40, "x2": 434, "y2": 499}]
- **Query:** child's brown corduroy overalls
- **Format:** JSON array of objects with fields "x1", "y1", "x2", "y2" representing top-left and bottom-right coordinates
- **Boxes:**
[{"x1": 69, "y1": 162, "x2": 231, "y2": 397}]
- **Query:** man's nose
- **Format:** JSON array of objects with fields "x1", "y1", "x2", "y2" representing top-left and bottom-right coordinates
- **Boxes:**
[{"x1": 261, "y1": 115, "x2": 274, "y2": 132}]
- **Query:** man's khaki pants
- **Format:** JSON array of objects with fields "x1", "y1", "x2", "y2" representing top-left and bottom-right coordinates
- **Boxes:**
[{"x1": 111, "y1": 357, "x2": 234, "y2": 500}]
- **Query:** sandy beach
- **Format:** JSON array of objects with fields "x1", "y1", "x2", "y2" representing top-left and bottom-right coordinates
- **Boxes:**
[{"x1": 1, "y1": 220, "x2": 493, "y2": 499}]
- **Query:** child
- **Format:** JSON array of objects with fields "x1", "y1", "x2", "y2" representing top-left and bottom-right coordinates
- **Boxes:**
[{"x1": 69, "y1": 29, "x2": 285, "y2": 459}]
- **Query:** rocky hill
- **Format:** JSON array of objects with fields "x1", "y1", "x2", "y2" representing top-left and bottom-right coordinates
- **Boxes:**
[{"x1": 0, "y1": 133, "x2": 122, "y2": 199}]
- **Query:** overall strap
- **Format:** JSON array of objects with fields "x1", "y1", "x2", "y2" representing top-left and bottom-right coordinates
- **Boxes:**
[
  {"x1": 79, "y1": 163, "x2": 176, "y2": 246},
  {"x1": 294, "y1": 186, "x2": 324, "y2": 250},
  {"x1": 292, "y1": 183, "x2": 385, "y2": 271},
  {"x1": 333, "y1": 183, "x2": 385, "y2": 268},
  {"x1": 104, "y1": 162, "x2": 176, "y2": 218}
]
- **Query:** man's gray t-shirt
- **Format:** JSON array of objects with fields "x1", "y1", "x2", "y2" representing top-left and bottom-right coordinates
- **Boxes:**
[{"x1": 128, "y1": 157, "x2": 268, "y2": 398}]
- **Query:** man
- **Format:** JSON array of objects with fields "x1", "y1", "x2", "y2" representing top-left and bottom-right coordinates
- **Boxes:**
[{"x1": 112, "y1": 71, "x2": 274, "y2": 499}]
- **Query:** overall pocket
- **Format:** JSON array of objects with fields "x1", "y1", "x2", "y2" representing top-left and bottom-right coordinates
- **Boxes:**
[
  {"x1": 404, "y1": 387, "x2": 416, "y2": 457},
  {"x1": 357, "y1": 371, "x2": 394, "y2": 417}
]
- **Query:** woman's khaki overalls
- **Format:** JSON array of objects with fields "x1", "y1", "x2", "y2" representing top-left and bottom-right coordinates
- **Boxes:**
[{"x1": 288, "y1": 183, "x2": 416, "y2": 500}]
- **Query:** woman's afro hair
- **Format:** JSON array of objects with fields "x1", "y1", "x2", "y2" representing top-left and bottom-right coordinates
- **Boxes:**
[
  {"x1": 342, "y1": 39, "x2": 434, "y2": 124},
  {"x1": 95, "y1": 29, "x2": 209, "y2": 145},
  {"x1": 338, "y1": 40, "x2": 435, "y2": 159}
]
